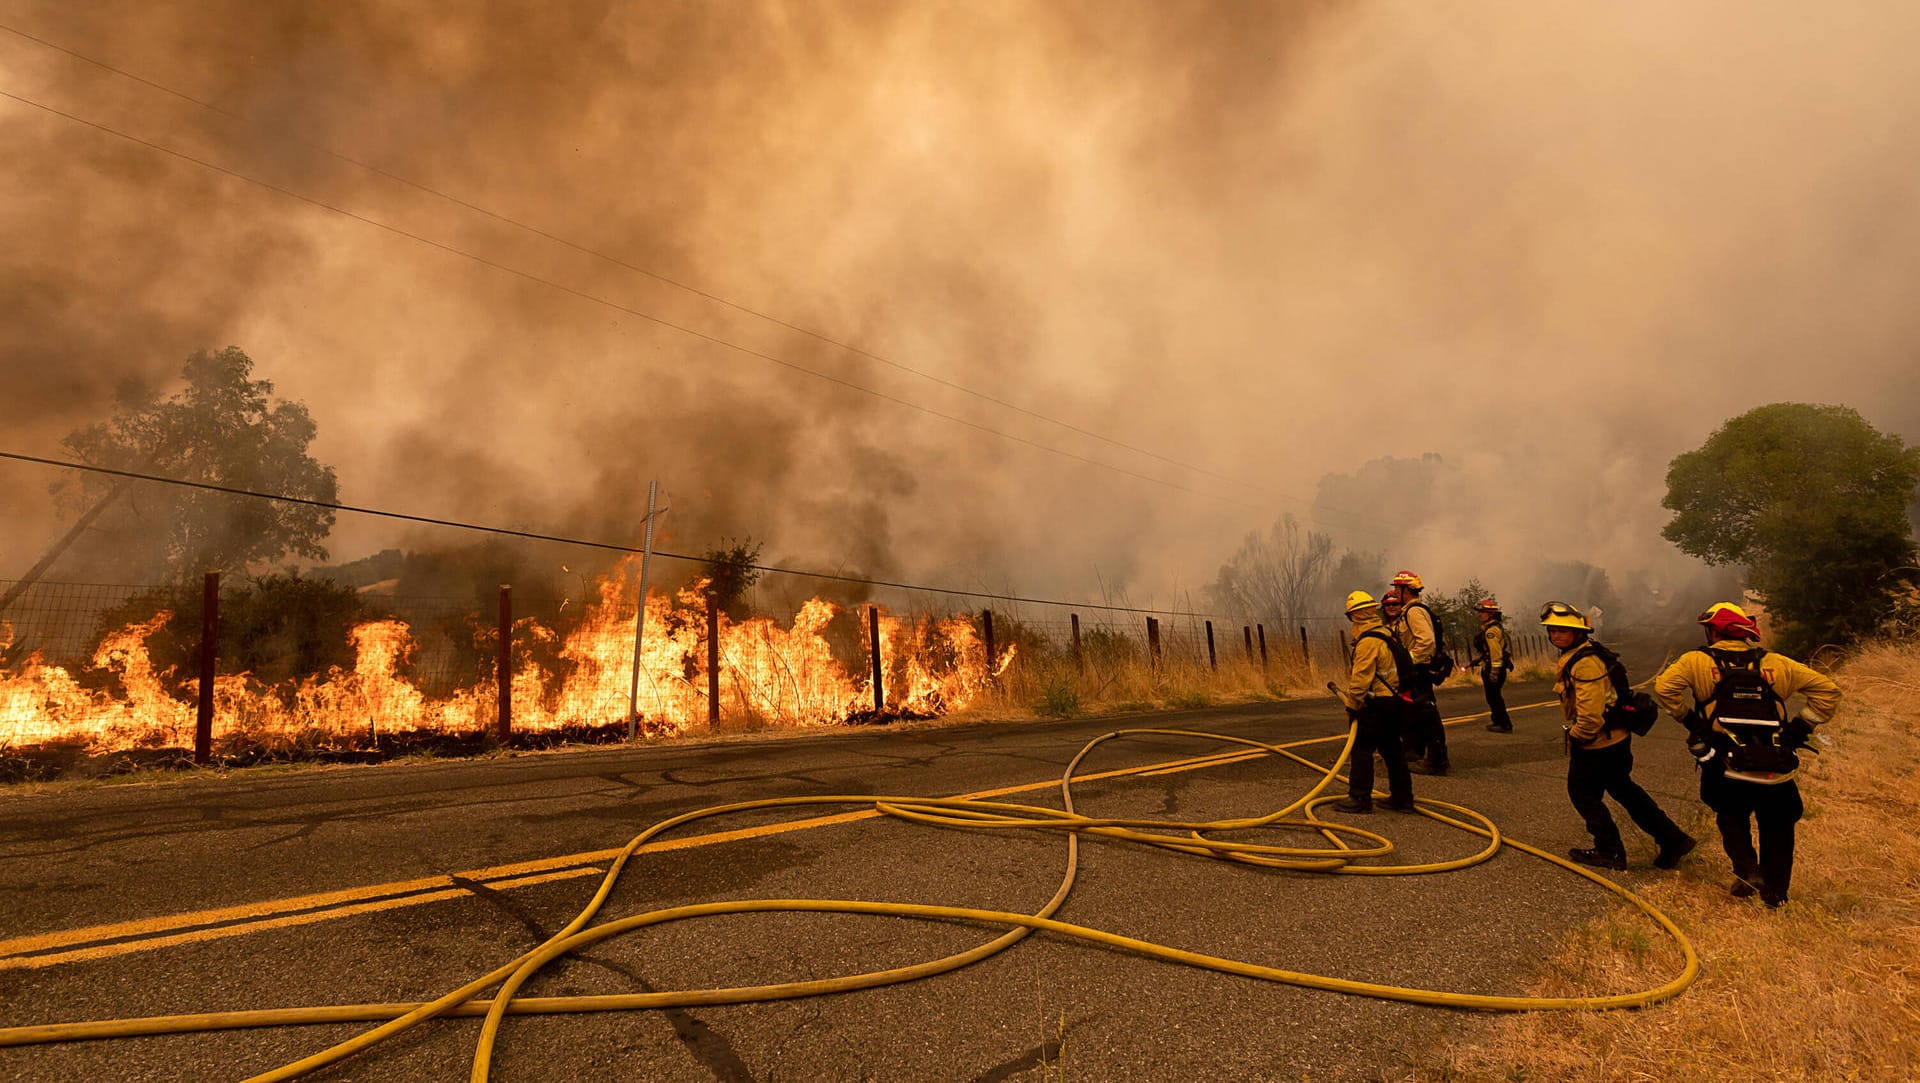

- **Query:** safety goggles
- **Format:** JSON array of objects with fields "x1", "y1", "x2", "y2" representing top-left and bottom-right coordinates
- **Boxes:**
[{"x1": 1539, "y1": 601, "x2": 1582, "y2": 622}]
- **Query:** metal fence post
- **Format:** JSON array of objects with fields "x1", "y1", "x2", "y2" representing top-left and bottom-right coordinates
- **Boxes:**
[
  {"x1": 1146, "y1": 617, "x2": 1162, "y2": 672},
  {"x1": 496, "y1": 585, "x2": 512, "y2": 743},
  {"x1": 1299, "y1": 625, "x2": 1311, "y2": 668},
  {"x1": 981, "y1": 609, "x2": 996, "y2": 682},
  {"x1": 707, "y1": 592, "x2": 720, "y2": 725},
  {"x1": 1070, "y1": 613, "x2": 1083, "y2": 674},
  {"x1": 194, "y1": 571, "x2": 218, "y2": 765},
  {"x1": 869, "y1": 605, "x2": 884, "y2": 713},
  {"x1": 1256, "y1": 623, "x2": 1268, "y2": 670},
  {"x1": 1205, "y1": 620, "x2": 1217, "y2": 672}
]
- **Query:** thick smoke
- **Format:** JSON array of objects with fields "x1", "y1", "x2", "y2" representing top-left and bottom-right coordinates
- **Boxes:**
[{"x1": 3, "y1": 1, "x2": 1918, "y2": 618}]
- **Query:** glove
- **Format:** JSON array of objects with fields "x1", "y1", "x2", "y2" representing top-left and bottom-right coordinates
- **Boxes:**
[
  {"x1": 1686, "y1": 734, "x2": 1719, "y2": 764},
  {"x1": 1783, "y1": 716, "x2": 1816, "y2": 752}
]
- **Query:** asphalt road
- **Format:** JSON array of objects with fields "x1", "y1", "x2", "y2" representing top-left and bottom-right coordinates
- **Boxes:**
[{"x1": 0, "y1": 674, "x2": 1711, "y2": 1082}]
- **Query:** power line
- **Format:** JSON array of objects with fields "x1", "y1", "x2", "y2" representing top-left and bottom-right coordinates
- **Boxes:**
[
  {"x1": 0, "y1": 84, "x2": 1245, "y2": 510},
  {"x1": 0, "y1": 20, "x2": 1253, "y2": 492},
  {"x1": 0, "y1": 450, "x2": 1343, "y2": 621}
]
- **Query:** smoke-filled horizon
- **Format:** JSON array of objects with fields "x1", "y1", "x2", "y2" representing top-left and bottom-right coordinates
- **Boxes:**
[{"x1": 4, "y1": 2, "x2": 1918, "y2": 617}]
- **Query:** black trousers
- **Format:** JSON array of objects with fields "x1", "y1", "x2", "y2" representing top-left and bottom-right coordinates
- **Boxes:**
[
  {"x1": 1482, "y1": 664, "x2": 1511, "y2": 729},
  {"x1": 1566, "y1": 737, "x2": 1685, "y2": 856},
  {"x1": 1701, "y1": 768, "x2": 1804, "y2": 900},
  {"x1": 1348, "y1": 698, "x2": 1412, "y2": 805},
  {"x1": 1401, "y1": 667, "x2": 1448, "y2": 766}
]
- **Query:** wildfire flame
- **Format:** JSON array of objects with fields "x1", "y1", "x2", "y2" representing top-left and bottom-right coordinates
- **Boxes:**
[{"x1": 0, "y1": 566, "x2": 1012, "y2": 755}]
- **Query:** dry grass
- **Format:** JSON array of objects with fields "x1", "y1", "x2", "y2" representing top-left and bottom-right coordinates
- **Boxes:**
[
  {"x1": 1418, "y1": 641, "x2": 1920, "y2": 1082},
  {"x1": 964, "y1": 649, "x2": 1316, "y2": 722}
]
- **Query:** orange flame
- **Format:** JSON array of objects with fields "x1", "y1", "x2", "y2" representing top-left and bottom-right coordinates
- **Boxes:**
[{"x1": 0, "y1": 565, "x2": 1011, "y2": 754}]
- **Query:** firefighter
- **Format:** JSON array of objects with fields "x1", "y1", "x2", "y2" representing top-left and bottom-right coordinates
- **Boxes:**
[
  {"x1": 1384, "y1": 570, "x2": 1449, "y2": 774},
  {"x1": 1653, "y1": 603, "x2": 1841, "y2": 908},
  {"x1": 1469, "y1": 598, "x2": 1514, "y2": 732},
  {"x1": 1331, "y1": 591, "x2": 1416, "y2": 814},
  {"x1": 1542, "y1": 600, "x2": 1695, "y2": 871}
]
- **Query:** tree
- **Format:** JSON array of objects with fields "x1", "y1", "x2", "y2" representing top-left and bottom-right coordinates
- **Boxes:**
[
  {"x1": 1205, "y1": 514, "x2": 1334, "y2": 627},
  {"x1": 699, "y1": 538, "x2": 764, "y2": 619},
  {"x1": 1426, "y1": 577, "x2": 1492, "y2": 651},
  {"x1": 55, "y1": 347, "x2": 338, "y2": 583},
  {"x1": 1662, "y1": 403, "x2": 1920, "y2": 653}
]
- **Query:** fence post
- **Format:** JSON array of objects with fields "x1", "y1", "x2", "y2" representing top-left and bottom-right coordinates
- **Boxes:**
[
  {"x1": 1146, "y1": 617, "x2": 1162, "y2": 672},
  {"x1": 1070, "y1": 613, "x2": 1084, "y2": 674},
  {"x1": 869, "y1": 605, "x2": 884, "y2": 713},
  {"x1": 1205, "y1": 620, "x2": 1217, "y2": 672},
  {"x1": 496, "y1": 585, "x2": 512, "y2": 743},
  {"x1": 981, "y1": 609, "x2": 996, "y2": 682},
  {"x1": 707, "y1": 592, "x2": 720, "y2": 725},
  {"x1": 1298, "y1": 625, "x2": 1310, "y2": 669},
  {"x1": 193, "y1": 571, "x2": 218, "y2": 765},
  {"x1": 1256, "y1": 623, "x2": 1268, "y2": 670},
  {"x1": 1242, "y1": 626, "x2": 1254, "y2": 663}
]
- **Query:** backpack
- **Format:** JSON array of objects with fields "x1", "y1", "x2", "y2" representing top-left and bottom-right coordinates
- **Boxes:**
[
  {"x1": 1406, "y1": 600, "x2": 1454, "y2": 681},
  {"x1": 1357, "y1": 628, "x2": 1417, "y2": 704},
  {"x1": 1566, "y1": 640, "x2": 1660, "y2": 736},
  {"x1": 1697, "y1": 646, "x2": 1795, "y2": 776}
]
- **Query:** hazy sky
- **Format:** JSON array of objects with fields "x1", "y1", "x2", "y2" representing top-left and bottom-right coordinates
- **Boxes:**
[{"x1": 4, "y1": 1, "x2": 1917, "y2": 613}]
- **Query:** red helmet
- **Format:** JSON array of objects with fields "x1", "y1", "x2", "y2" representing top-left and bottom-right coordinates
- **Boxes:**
[
  {"x1": 1476, "y1": 598, "x2": 1501, "y2": 613},
  {"x1": 1390, "y1": 570, "x2": 1423, "y2": 590},
  {"x1": 1703, "y1": 606, "x2": 1760, "y2": 641}
]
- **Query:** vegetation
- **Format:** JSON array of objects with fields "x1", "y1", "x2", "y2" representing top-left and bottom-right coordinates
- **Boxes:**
[
  {"x1": 55, "y1": 347, "x2": 338, "y2": 583},
  {"x1": 1205, "y1": 513, "x2": 1334, "y2": 628},
  {"x1": 1663, "y1": 403, "x2": 1920, "y2": 654},
  {"x1": 698, "y1": 538, "x2": 765, "y2": 619},
  {"x1": 1421, "y1": 640, "x2": 1920, "y2": 1081},
  {"x1": 88, "y1": 573, "x2": 372, "y2": 688}
]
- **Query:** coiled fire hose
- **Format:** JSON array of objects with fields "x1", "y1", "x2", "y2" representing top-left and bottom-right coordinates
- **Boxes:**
[{"x1": 0, "y1": 698, "x2": 1699, "y2": 1081}]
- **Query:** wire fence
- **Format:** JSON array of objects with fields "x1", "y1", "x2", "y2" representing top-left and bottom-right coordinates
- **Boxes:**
[{"x1": 0, "y1": 574, "x2": 1363, "y2": 751}]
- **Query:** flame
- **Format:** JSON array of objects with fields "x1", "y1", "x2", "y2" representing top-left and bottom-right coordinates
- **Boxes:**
[{"x1": 0, "y1": 564, "x2": 1011, "y2": 754}]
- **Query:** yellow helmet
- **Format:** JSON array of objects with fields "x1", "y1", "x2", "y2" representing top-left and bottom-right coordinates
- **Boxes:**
[
  {"x1": 1538, "y1": 600, "x2": 1592, "y2": 631},
  {"x1": 1344, "y1": 590, "x2": 1380, "y2": 615},
  {"x1": 1390, "y1": 570, "x2": 1424, "y2": 591},
  {"x1": 1697, "y1": 601, "x2": 1749, "y2": 624}
]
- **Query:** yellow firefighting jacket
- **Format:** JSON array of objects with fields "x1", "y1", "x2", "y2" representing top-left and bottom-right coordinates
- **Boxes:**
[
  {"x1": 1391, "y1": 600, "x2": 1437, "y2": 665},
  {"x1": 1339, "y1": 613, "x2": 1401, "y2": 711},
  {"x1": 1474, "y1": 621, "x2": 1509, "y2": 668},
  {"x1": 1652, "y1": 639, "x2": 1841, "y2": 783},
  {"x1": 1556, "y1": 641, "x2": 1623, "y2": 749}
]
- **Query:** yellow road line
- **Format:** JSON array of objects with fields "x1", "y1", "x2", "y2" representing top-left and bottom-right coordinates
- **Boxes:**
[{"x1": 2, "y1": 699, "x2": 1554, "y2": 969}]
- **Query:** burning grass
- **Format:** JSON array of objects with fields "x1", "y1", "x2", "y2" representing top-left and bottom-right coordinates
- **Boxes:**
[
  {"x1": 1418, "y1": 640, "x2": 1920, "y2": 1082},
  {"x1": 3, "y1": 563, "x2": 1338, "y2": 783}
]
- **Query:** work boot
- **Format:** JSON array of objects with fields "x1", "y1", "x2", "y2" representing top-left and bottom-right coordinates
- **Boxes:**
[
  {"x1": 1730, "y1": 863, "x2": 1761, "y2": 898},
  {"x1": 1761, "y1": 891, "x2": 1787, "y2": 909},
  {"x1": 1332, "y1": 797, "x2": 1372, "y2": 814},
  {"x1": 1383, "y1": 797, "x2": 1418, "y2": 813},
  {"x1": 1653, "y1": 834, "x2": 1698, "y2": 870},
  {"x1": 1567, "y1": 847, "x2": 1627, "y2": 871},
  {"x1": 1407, "y1": 759, "x2": 1448, "y2": 776},
  {"x1": 1485, "y1": 722, "x2": 1512, "y2": 732}
]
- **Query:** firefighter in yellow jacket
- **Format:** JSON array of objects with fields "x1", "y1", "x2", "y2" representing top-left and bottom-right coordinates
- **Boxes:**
[
  {"x1": 1332, "y1": 591, "x2": 1416, "y2": 814},
  {"x1": 1653, "y1": 603, "x2": 1841, "y2": 907},
  {"x1": 1469, "y1": 598, "x2": 1514, "y2": 732},
  {"x1": 1383, "y1": 570, "x2": 1449, "y2": 774},
  {"x1": 1542, "y1": 601, "x2": 1695, "y2": 871}
]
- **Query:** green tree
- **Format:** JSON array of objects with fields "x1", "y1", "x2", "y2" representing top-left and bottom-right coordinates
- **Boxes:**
[
  {"x1": 57, "y1": 347, "x2": 338, "y2": 582},
  {"x1": 1662, "y1": 403, "x2": 1920, "y2": 653},
  {"x1": 699, "y1": 538, "x2": 764, "y2": 619}
]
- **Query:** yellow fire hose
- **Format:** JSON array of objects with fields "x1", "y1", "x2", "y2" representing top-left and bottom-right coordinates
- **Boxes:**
[{"x1": 0, "y1": 697, "x2": 1699, "y2": 1081}]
